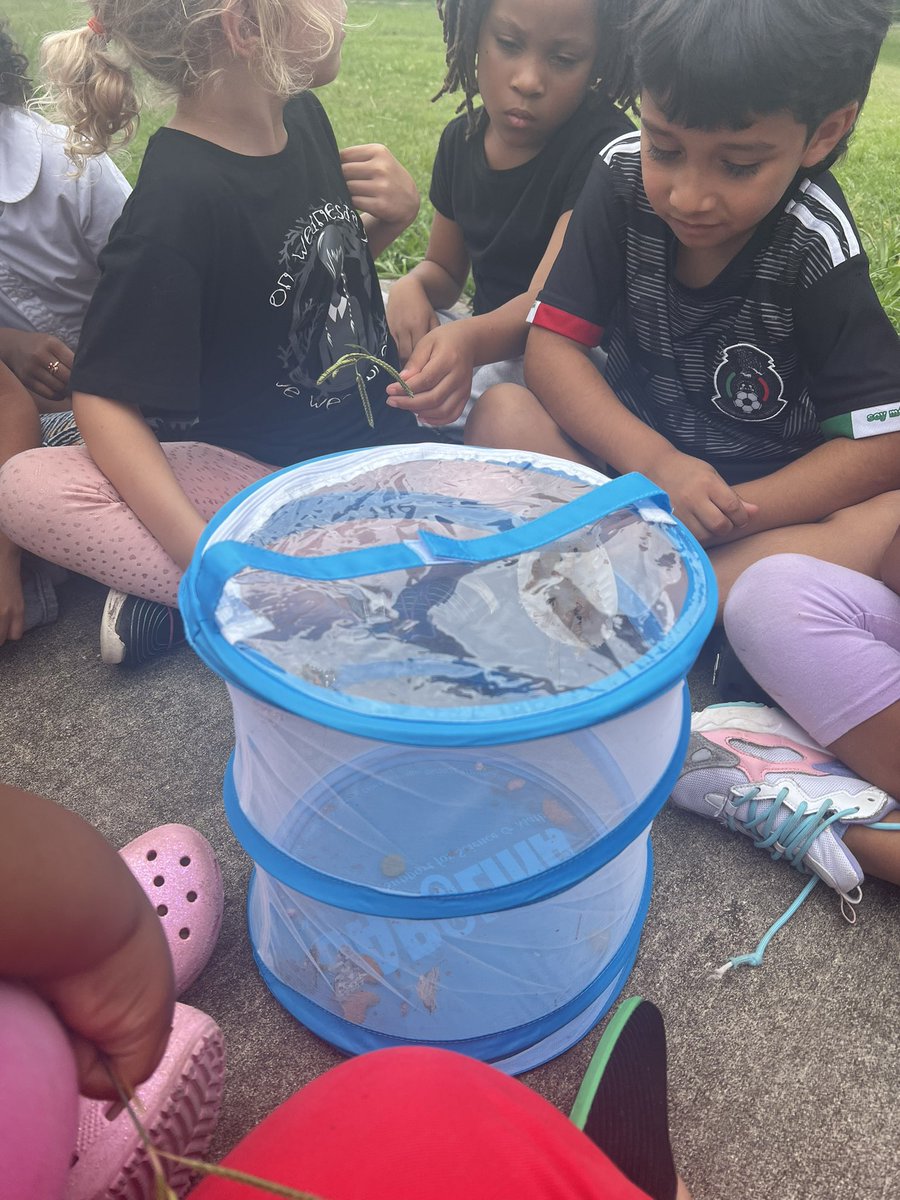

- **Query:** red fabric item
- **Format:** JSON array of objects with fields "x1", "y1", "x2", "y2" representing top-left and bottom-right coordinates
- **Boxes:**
[
  {"x1": 190, "y1": 1047, "x2": 652, "y2": 1200},
  {"x1": 528, "y1": 300, "x2": 604, "y2": 348}
]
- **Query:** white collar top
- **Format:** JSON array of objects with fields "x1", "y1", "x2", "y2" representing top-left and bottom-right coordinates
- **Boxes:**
[{"x1": 0, "y1": 105, "x2": 131, "y2": 345}]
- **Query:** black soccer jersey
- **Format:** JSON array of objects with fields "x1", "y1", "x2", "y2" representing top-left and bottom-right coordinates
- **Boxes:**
[{"x1": 530, "y1": 131, "x2": 900, "y2": 484}]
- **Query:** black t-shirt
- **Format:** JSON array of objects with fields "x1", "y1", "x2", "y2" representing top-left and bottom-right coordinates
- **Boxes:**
[
  {"x1": 531, "y1": 131, "x2": 900, "y2": 483},
  {"x1": 429, "y1": 93, "x2": 632, "y2": 315},
  {"x1": 71, "y1": 93, "x2": 420, "y2": 467}
]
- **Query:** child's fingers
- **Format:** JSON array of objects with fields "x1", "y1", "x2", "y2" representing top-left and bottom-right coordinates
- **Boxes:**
[
  {"x1": 387, "y1": 303, "x2": 438, "y2": 368},
  {"x1": 340, "y1": 143, "x2": 386, "y2": 163},
  {"x1": 417, "y1": 396, "x2": 468, "y2": 427},
  {"x1": 391, "y1": 327, "x2": 415, "y2": 365},
  {"x1": 69, "y1": 1019, "x2": 173, "y2": 1101},
  {"x1": 396, "y1": 337, "x2": 440, "y2": 383},
  {"x1": 388, "y1": 321, "x2": 430, "y2": 366},
  {"x1": 387, "y1": 368, "x2": 470, "y2": 423},
  {"x1": 708, "y1": 479, "x2": 755, "y2": 528},
  {"x1": 341, "y1": 163, "x2": 379, "y2": 188}
]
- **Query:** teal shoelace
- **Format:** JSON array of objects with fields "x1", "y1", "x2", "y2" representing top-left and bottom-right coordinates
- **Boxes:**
[{"x1": 713, "y1": 784, "x2": 900, "y2": 976}]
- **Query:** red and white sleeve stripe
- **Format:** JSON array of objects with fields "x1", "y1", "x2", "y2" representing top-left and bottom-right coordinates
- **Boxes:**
[{"x1": 527, "y1": 300, "x2": 603, "y2": 347}]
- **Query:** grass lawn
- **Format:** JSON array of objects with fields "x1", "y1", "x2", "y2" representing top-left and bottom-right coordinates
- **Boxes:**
[{"x1": 12, "y1": 3, "x2": 900, "y2": 324}]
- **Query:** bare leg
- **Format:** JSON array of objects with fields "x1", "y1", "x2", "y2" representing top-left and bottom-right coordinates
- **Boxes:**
[
  {"x1": 465, "y1": 383, "x2": 593, "y2": 464},
  {"x1": 828, "y1": 701, "x2": 900, "y2": 885},
  {"x1": 710, "y1": 489, "x2": 900, "y2": 617},
  {"x1": 725, "y1": 554, "x2": 900, "y2": 887},
  {"x1": 827, "y1": 698, "x2": 900, "y2": 801},
  {"x1": 843, "y1": 811, "x2": 900, "y2": 887}
]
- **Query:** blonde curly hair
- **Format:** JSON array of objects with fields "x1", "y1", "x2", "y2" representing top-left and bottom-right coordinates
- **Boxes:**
[{"x1": 41, "y1": 0, "x2": 339, "y2": 165}]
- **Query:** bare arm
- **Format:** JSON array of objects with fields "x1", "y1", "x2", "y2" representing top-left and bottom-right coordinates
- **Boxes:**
[
  {"x1": 1, "y1": 782, "x2": 174, "y2": 1099},
  {"x1": 387, "y1": 212, "x2": 576, "y2": 425},
  {"x1": 340, "y1": 144, "x2": 421, "y2": 261},
  {"x1": 73, "y1": 391, "x2": 206, "y2": 570},
  {"x1": 386, "y1": 211, "x2": 471, "y2": 364},
  {"x1": 0, "y1": 363, "x2": 42, "y2": 644},
  {"x1": 525, "y1": 325, "x2": 756, "y2": 543},
  {"x1": 881, "y1": 524, "x2": 900, "y2": 595},
  {"x1": 709, "y1": 431, "x2": 900, "y2": 545},
  {"x1": 0, "y1": 360, "x2": 42, "y2": 462}
]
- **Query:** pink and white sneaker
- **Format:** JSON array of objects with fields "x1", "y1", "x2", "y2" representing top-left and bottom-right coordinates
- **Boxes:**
[{"x1": 672, "y1": 703, "x2": 897, "y2": 899}]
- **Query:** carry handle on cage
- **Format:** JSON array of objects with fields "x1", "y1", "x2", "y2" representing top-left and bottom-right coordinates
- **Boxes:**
[{"x1": 192, "y1": 472, "x2": 674, "y2": 618}]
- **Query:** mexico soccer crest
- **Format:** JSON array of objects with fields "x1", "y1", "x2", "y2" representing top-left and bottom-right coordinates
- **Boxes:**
[{"x1": 711, "y1": 342, "x2": 786, "y2": 422}]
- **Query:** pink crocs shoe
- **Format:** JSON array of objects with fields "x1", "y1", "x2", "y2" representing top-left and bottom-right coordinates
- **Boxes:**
[
  {"x1": 120, "y1": 825, "x2": 224, "y2": 995},
  {"x1": 67, "y1": 1003, "x2": 225, "y2": 1200}
]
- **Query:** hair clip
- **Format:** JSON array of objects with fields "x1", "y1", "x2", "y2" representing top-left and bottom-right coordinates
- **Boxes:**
[{"x1": 87, "y1": 15, "x2": 108, "y2": 39}]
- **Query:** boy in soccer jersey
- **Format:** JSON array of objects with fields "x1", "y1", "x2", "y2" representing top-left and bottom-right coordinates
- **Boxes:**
[{"x1": 466, "y1": 0, "x2": 900, "y2": 612}]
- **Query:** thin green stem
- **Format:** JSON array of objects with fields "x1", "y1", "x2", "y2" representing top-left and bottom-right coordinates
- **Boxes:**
[{"x1": 317, "y1": 345, "x2": 414, "y2": 428}]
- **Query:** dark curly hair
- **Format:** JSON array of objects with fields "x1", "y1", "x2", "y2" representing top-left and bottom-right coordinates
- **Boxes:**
[
  {"x1": 433, "y1": 0, "x2": 635, "y2": 136},
  {"x1": 0, "y1": 19, "x2": 31, "y2": 106}
]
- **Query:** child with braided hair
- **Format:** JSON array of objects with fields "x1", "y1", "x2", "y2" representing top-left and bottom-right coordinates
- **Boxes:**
[
  {"x1": 470, "y1": 0, "x2": 900, "y2": 615},
  {"x1": 384, "y1": 0, "x2": 632, "y2": 427}
]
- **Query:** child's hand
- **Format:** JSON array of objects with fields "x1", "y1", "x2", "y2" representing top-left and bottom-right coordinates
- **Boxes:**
[
  {"x1": 386, "y1": 321, "x2": 474, "y2": 426},
  {"x1": 36, "y1": 895, "x2": 175, "y2": 1101},
  {"x1": 340, "y1": 144, "x2": 420, "y2": 234},
  {"x1": 1, "y1": 785, "x2": 176, "y2": 1102},
  {"x1": 0, "y1": 329, "x2": 73, "y2": 405},
  {"x1": 386, "y1": 276, "x2": 440, "y2": 364},
  {"x1": 651, "y1": 450, "x2": 758, "y2": 545}
]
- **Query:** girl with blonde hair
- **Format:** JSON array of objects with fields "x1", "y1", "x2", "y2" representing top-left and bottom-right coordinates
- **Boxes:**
[{"x1": 0, "y1": 0, "x2": 423, "y2": 665}]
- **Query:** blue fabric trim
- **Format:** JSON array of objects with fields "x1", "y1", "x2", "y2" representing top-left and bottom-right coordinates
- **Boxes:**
[
  {"x1": 247, "y1": 838, "x2": 652, "y2": 1064},
  {"x1": 417, "y1": 476, "x2": 670, "y2": 560},
  {"x1": 189, "y1": 473, "x2": 672, "y2": 615},
  {"x1": 222, "y1": 683, "x2": 688, "y2": 917},
  {"x1": 182, "y1": 527, "x2": 715, "y2": 747}
]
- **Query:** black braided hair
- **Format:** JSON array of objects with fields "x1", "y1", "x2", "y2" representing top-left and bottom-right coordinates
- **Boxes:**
[
  {"x1": 433, "y1": 0, "x2": 637, "y2": 136},
  {"x1": 0, "y1": 19, "x2": 31, "y2": 106}
]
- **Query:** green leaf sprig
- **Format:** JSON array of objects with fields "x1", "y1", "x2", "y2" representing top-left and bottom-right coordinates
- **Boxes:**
[{"x1": 317, "y1": 346, "x2": 414, "y2": 429}]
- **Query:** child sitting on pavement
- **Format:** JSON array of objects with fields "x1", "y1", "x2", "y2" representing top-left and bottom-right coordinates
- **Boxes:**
[
  {"x1": 384, "y1": 0, "x2": 632, "y2": 428},
  {"x1": 0, "y1": 18, "x2": 130, "y2": 416},
  {"x1": 467, "y1": 0, "x2": 900, "y2": 614},
  {"x1": 0, "y1": 0, "x2": 423, "y2": 667}
]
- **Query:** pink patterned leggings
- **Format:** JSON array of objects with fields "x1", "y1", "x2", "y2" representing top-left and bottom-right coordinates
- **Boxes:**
[{"x1": 0, "y1": 442, "x2": 276, "y2": 607}]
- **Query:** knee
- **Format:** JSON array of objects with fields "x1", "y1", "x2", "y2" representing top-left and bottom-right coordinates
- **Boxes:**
[
  {"x1": 821, "y1": 487, "x2": 900, "y2": 533},
  {"x1": 0, "y1": 446, "x2": 43, "y2": 493},
  {"x1": 724, "y1": 553, "x2": 821, "y2": 647},
  {"x1": 0, "y1": 448, "x2": 47, "y2": 531},
  {"x1": 464, "y1": 383, "x2": 542, "y2": 448}
]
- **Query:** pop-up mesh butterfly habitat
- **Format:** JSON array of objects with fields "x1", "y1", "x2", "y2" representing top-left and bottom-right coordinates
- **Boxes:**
[{"x1": 181, "y1": 444, "x2": 716, "y2": 1072}]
